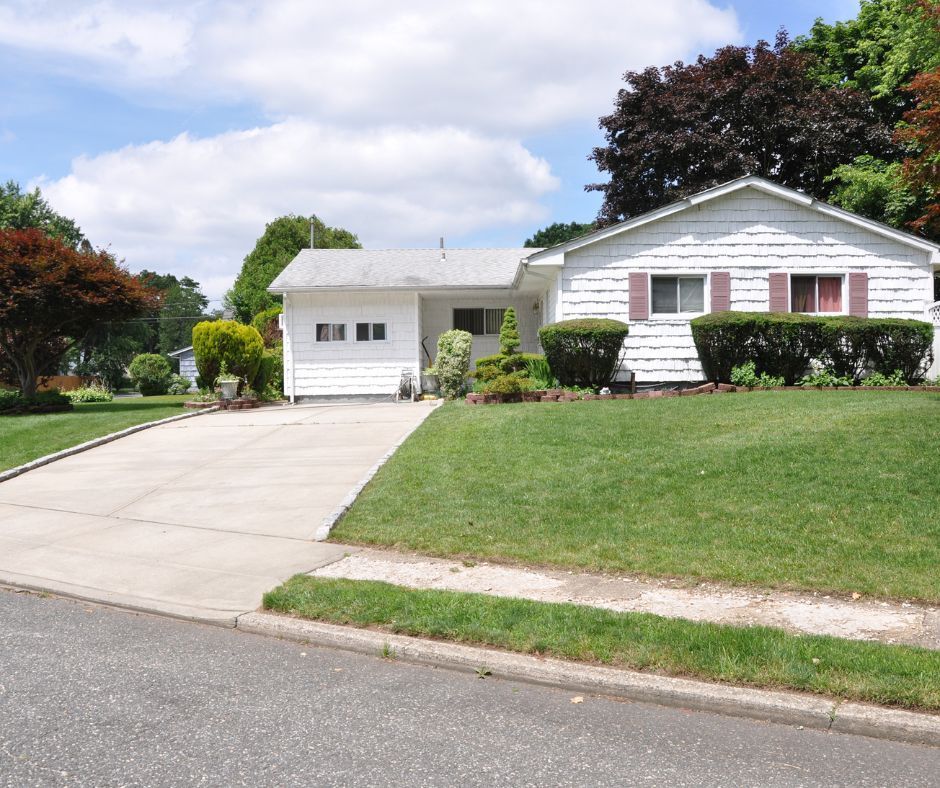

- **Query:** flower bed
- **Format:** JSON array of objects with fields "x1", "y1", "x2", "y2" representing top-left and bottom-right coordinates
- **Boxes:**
[{"x1": 465, "y1": 382, "x2": 940, "y2": 404}]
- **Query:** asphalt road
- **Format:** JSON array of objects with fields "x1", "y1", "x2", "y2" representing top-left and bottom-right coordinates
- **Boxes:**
[{"x1": 0, "y1": 589, "x2": 937, "y2": 787}]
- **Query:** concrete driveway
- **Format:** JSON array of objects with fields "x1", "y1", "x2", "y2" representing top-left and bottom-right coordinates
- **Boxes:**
[{"x1": 0, "y1": 401, "x2": 436, "y2": 624}]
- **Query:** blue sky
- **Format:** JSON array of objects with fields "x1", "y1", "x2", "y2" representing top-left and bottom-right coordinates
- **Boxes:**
[{"x1": 0, "y1": 1, "x2": 860, "y2": 303}]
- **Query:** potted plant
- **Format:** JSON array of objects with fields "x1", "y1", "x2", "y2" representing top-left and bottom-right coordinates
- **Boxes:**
[
  {"x1": 421, "y1": 366, "x2": 439, "y2": 395},
  {"x1": 216, "y1": 363, "x2": 240, "y2": 400}
]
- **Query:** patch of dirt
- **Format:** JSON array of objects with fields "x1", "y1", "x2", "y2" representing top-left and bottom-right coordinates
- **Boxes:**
[{"x1": 313, "y1": 548, "x2": 940, "y2": 650}]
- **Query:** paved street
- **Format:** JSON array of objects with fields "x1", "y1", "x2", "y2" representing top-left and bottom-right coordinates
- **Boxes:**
[
  {"x1": 0, "y1": 402, "x2": 433, "y2": 623},
  {"x1": 1, "y1": 589, "x2": 937, "y2": 787}
]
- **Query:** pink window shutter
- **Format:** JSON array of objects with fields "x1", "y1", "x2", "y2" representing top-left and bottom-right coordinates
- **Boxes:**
[
  {"x1": 768, "y1": 273, "x2": 788, "y2": 312},
  {"x1": 628, "y1": 272, "x2": 649, "y2": 320},
  {"x1": 710, "y1": 271, "x2": 730, "y2": 312},
  {"x1": 848, "y1": 272, "x2": 868, "y2": 317}
]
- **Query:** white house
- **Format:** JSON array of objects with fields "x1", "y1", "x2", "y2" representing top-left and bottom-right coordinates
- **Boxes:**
[{"x1": 268, "y1": 176, "x2": 940, "y2": 399}]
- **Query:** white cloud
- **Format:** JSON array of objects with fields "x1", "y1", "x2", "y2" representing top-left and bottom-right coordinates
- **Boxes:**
[
  {"x1": 8, "y1": 1, "x2": 742, "y2": 300},
  {"x1": 1, "y1": 1, "x2": 740, "y2": 130},
  {"x1": 38, "y1": 120, "x2": 559, "y2": 300}
]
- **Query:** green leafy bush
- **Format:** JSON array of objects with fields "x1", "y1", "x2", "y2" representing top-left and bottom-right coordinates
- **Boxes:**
[
  {"x1": 0, "y1": 388, "x2": 72, "y2": 414},
  {"x1": 64, "y1": 384, "x2": 113, "y2": 403},
  {"x1": 481, "y1": 371, "x2": 533, "y2": 395},
  {"x1": 251, "y1": 349, "x2": 283, "y2": 396},
  {"x1": 128, "y1": 354, "x2": 171, "y2": 396},
  {"x1": 251, "y1": 306, "x2": 283, "y2": 347},
  {"x1": 692, "y1": 312, "x2": 934, "y2": 384},
  {"x1": 538, "y1": 318, "x2": 629, "y2": 388},
  {"x1": 860, "y1": 370, "x2": 907, "y2": 387},
  {"x1": 192, "y1": 320, "x2": 264, "y2": 390},
  {"x1": 474, "y1": 352, "x2": 544, "y2": 381},
  {"x1": 730, "y1": 362, "x2": 785, "y2": 389},
  {"x1": 434, "y1": 329, "x2": 473, "y2": 399},
  {"x1": 167, "y1": 374, "x2": 192, "y2": 395}
]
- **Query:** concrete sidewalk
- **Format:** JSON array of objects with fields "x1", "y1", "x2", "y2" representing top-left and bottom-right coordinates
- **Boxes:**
[
  {"x1": 312, "y1": 548, "x2": 940, "y2": 650},
  {"x1": 0, "y1": 402, "x2": 435, "y2": 624}
]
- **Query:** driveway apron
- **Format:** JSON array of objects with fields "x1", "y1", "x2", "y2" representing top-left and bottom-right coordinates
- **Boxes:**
[{"x1": 0, "y1": 402, "x2": 435, "y2": 624}]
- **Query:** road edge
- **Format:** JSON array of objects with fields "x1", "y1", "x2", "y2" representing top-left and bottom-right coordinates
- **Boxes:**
[
  {"x1": 237, "y1": 611, "x2": 940, "y2": 748},
  {"x1": 0, "y1": 405, "x2": 220, "y2": 484}
]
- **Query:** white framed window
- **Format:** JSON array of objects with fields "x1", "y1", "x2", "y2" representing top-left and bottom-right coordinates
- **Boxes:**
[
  {"x1": 316, "y1": 323, "x2": 346, "y2": 342},
  {"x1": 453, "y1": 307, "x2": 505, "y2": 335},
  {"x1": 651, "y1": 276, "x2": 705, "y2": 315},
  {"x1": 790, "y1": 275, "x2": 843, "y2": 314},
  {"x1": 356, "y1": 322, "x2": 387, "y2": 341}
]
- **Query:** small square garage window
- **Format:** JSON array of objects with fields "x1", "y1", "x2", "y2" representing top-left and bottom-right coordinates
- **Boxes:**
[
  {"x1": 356, "y1": 322, "x2": 387, "y2": 341},
  {"x1": 316, "y1": 323, "x2": 346, "y2": 342}
]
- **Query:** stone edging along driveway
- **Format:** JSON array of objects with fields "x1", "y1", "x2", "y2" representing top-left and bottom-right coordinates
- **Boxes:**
[{"x1": 0, "y1": 405, "x2": 220, "y2": 484}]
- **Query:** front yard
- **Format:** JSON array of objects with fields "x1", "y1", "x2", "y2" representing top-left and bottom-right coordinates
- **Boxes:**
[
  {"x1": 0, "y1": 395, "x2": 191, "y2": 472},
  {"x1": 332, "y1": 392, "x2": 940, "y2": 602}
]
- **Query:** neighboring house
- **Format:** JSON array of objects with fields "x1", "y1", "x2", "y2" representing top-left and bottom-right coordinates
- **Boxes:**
[
  {"x1": 167, "y1": 346, "x2": 198, "y2": 391},
  {"x1": 268, "y1": 176, "x2": 940, "y2": 399}
]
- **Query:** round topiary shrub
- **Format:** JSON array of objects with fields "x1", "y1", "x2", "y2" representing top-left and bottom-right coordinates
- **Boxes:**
[
  {"x1": 537, "y1": 319, "x2": 629, "y2": 388},
  {"x1": 128, "y1": 353, "x2": 171, "y2": 396},
  {"x1": 192, "y1": 320, "x2": 264, "y2": 390}
]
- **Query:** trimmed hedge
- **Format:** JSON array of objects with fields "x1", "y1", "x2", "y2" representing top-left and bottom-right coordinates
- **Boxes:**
[
  {"x1": 691, "y1": 312, "x2": 934, "y2": 385},
  {"x1": 192, "y1": 321, "x2": 264, "y2": 390},
  {"x1": 0, "y1": 388, "x2": 72, "y2": 415},
  {"x1": 538, "y1": 318, "x2": 629, "y2": 388}
]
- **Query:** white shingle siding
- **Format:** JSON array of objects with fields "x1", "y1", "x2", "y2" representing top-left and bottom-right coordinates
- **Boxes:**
[
  {"x1": 558, "y1": 189, "x2": 934, "y2": 382},
  {"x1": 177, "y1": 350, "x2": 198, "y2": 390},
  {"x1": 286, "y1": 291, "x2": 419, "y2": 397}
]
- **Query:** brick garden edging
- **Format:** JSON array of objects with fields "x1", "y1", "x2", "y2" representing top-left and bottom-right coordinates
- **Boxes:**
[{"x1": 465, "y1": 382, "x2": 940, "y2": 405}]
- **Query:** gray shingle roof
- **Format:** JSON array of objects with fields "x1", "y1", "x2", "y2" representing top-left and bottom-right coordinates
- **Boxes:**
[{"x1": 267, "y1": 248, "x2": 541, "y2": 292}]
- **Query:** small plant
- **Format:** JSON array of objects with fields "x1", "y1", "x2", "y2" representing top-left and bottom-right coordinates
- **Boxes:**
[
  {"x1": 167, "y1": 374, "x2": 191, "y2": 395},
  {"x1": 730, "y1": 361, "x2": 785, "y2": 389},
  {"x1": 380, "y1": 641, "x2": 397, "y2": 660},
  {"x1": 215, "y1": 361, "x2": 240, "y2": 384},
  {"x1": 64, "y1": 384, "x2": 113, "y2": 403},
  {"x1": 128, "y1": 353, "x2": 171, "y2": 396},
  {"x1": 475, "y1": 666, "x2": 492, "y2": 679},
  {"x1": 190, "y1": 388, "x2": 219, "y2": 402},
  {"x1": 797, "y1": 366, "x2": 852, "y2": 387},
  {"x1": 524, "y1": 356, "x2": 556, "y2": 389},
  {"x1": 860, "y1": 369, "x2": 907, "y2": 387}
]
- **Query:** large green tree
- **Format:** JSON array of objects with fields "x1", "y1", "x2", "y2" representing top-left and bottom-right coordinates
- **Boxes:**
[
  {"x1": 0, "y1": 181, "x2": 85, "y2": 248},
  {"x1": 524, "y1": 221, "x2": 596, "y2": 248},
  {"x1": 794, "y1": 0, "x2": 940, "y2": 126},
  {"x1": 588, "y1": 32, "x2": 890, "y2": 224},
  {"x1": 226, "y1": 215, "x2": 361, "y2": 323}
]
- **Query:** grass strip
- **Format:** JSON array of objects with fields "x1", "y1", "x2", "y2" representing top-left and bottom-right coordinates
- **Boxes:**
[
  {"x1": 0, "y1": 395, "x2": 191, "y2": 471},
  {"x1": 264, "y1": 575, "x2": 940, "y2": 712}
]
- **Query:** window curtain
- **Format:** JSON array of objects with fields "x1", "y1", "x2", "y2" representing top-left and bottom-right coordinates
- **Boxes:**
[
  {"x1": 790, "y1": 277, "x2": 816, "y2": 312},
  {"x1": 817, "y1": 277, "x2": 842, "y2": 312}
]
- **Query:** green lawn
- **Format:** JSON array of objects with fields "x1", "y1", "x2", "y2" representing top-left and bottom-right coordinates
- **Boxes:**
[
  {"x1": 332, "y1": 392, "x2": 940, "y2": 602},
  {"x1": 264, "y1": 576, "x2": 940, "y2": 711},
  {"x1": 0, "y1": 395, "x2": 191, "y2": 471}
]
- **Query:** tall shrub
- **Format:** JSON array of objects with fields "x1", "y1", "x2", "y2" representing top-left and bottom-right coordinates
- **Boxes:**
[
  {"x1": 538, "y1": 318, "x2": 629, "y2": 388},
  {"x1": 864, "y1": 318, "x2": 934, "y2": 382},
  {"x1": 251, "y1": 306, "x2": 283, "y2": 347},
  {"x1": 435, "y1": 329, "x2": 473, "y2": 399},
  {"x1": 192, "y1": 321, "x2": 264, "y2": 389}
]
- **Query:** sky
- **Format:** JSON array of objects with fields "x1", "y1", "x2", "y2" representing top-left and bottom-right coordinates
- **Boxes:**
[{"x1": 0, "y1": 0, "x2": 861, "y2": 305}]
